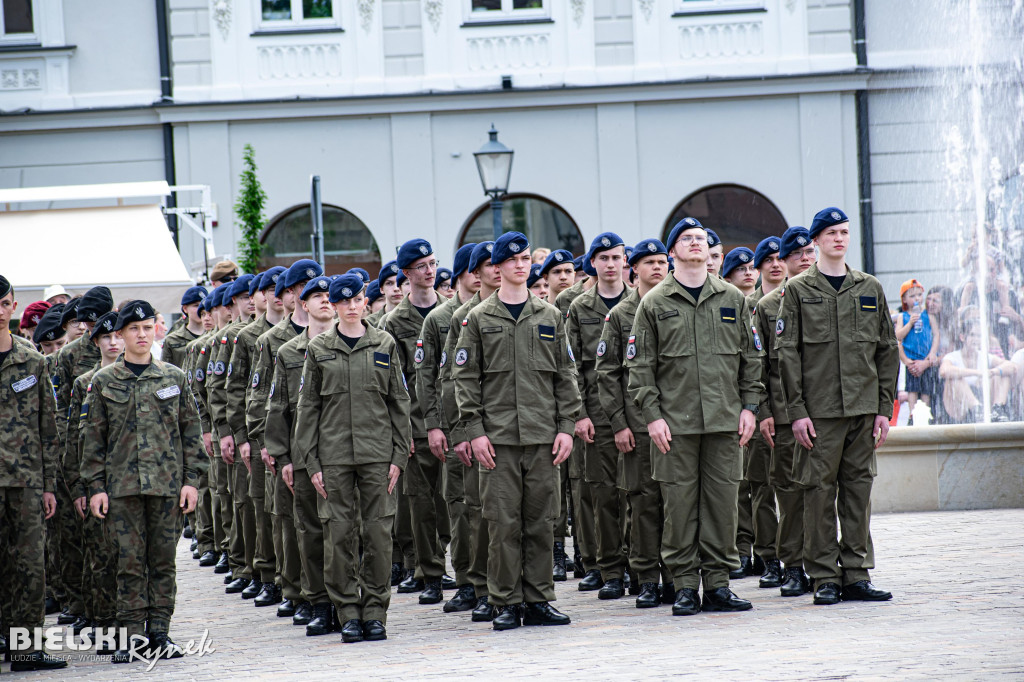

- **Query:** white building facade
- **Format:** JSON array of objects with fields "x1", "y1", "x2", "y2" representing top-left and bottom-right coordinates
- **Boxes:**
[{"x1": 1, "y1": 0, "x2": 1021, "y2": 300}]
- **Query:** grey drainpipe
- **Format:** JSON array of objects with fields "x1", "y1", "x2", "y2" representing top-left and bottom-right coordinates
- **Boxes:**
[
  {"x1": 853, "y1": 0, "x2": 875, "y2": 274},
  {"x1": 156, "y1": 0, "x2": 179, "y2": 247}
]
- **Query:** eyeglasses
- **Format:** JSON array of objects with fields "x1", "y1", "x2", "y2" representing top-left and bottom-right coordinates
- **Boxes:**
[
  {"x1": 409, "y1": 259, "x2": 437, "y2": 273},
  {"x1": 677, "y1": 235, "x2": 708, "y2": 244}
]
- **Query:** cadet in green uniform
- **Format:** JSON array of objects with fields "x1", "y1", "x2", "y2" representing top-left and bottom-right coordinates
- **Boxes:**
[
  {"x1": 212, "y1": 275, "x2": 258, "y2": 596},
  {"x1": 596, "y1": 239, "x2": 670, "y2": 609},
  {"x1": 365, "y1": 281, "x2": 384, "y2": 317},
  {"x1": 441, "y1": 241, "x2": 500, "y2": 621},
  {"x1": 295, "y1": 274, "x2": 411, "y2": 643},
  {"x1": 248, "y1": 260, "x2": 320, "y2": 628},
  {"x1": 264, "y1": 274, "x2": 334, "y2": 627},
  {"x1": 65, "y1": 313, "x2": 122, "y2": 643},
  {"x1": 225, "y1": 273, "x2": 276, "y2": 604},
  {"x1": 80, "y1": 300, "x2": 207, "y2": 662},
  {"x1": 0, "y1": 276, "x2": 66, "y2": 672},
  {"x1": 160, "y1": 286, "x2": 207, "y2": 368},
  {"x1": 736, "y1": 238, "x2": 786, "y2": 588},
  {"x1": 706, "y1": 229, "x2": 724, "y2": 276},
  {"x1": 754, "y1": 226, "x2": 817, "y2": 596},
  {"x1": 416, "y1": 243, "x2": 480, "y2": 613},
  {"x1": 539, "y1": 248, "x2": 576, "y2": 580},
  {"x1": 453, "y1": 232, "x2": 581, "y2": 631},
  {"x1": 554, "y1": 257, "x2": 598, "y2": 584},
  {"x1": 568, "y1": 233, "x2": 630, "y2": 600},
  {"x1": 626, "y1": 218, "x2": 762, "y2": 616},
  {"x1": 775, "y1": 208, "x2": 898, "y2": 606},
  {"x1": 365, "y1": 261, "x2": 401, "y2": 329}
]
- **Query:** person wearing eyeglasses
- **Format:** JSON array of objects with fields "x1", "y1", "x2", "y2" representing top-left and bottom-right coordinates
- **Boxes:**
[{"x1": 723, "y1": 247, "x2": 758, "y2": 298}]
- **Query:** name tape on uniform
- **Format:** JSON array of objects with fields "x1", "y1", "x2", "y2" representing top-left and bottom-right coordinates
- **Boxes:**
[
  {"x1": 156, "y1": 385, "x2": 181, "y2": 400},
  {"x1": 12, "y1": 375, "x2": 38, "y2": 393}
]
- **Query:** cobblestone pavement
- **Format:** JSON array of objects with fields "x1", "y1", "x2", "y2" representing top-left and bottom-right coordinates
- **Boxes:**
[{"x1": 8, "y1": 508, "x2": 1024, "y2": 680}]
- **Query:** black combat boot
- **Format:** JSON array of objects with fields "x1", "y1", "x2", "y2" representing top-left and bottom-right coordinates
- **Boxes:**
[{"x1": 552, "y1": 542, "x2": 568, "y2": 582}]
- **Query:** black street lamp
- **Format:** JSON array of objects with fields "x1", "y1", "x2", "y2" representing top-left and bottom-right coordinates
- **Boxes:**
[{"x1": 473, "y1": 125, "x2": 514, "y2": 241}]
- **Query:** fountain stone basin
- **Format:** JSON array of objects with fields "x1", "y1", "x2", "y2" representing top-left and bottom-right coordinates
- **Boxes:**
[{"x1": 873, "y1": 423, "x2": 1024, "y2": 512}]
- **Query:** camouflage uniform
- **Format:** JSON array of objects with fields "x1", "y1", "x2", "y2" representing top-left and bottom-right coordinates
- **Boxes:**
[
  {"x1": 66, "y1": 369, "x2": 118, "y2": 623},
  {"x1": 80, "y1": 357, "x2": 207, "y2": 637},
  {"x1": 1, "y1": 342, "x2": 59, "y2": 653}
]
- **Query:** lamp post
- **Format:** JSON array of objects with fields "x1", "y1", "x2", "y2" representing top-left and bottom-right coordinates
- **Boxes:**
[{"x1": 473, "y1": 125, "x2": 514, "y2": 241}]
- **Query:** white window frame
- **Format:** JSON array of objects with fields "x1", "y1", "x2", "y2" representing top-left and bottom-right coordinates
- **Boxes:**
[
  {"x1": 675, "y1": 0, "x2": 766, "y2": 13},
  {"x1": 464, "y1": 0, "x2": 549, "y2": 23},
  {"x1": 255, "y1": 0, "x2": 340, "y2": 32},
  {"x1": 0, "y1": 0, "x2": 41, "y2": 45}
]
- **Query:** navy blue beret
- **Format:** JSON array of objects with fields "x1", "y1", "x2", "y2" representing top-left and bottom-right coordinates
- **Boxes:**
[
  {"x1": 582, "y1": 252, "x2": 597, "y2": 277},
  {"x1": 722, "y1": 247, "x2": 755, "y2": 277},
  {"x1": 540, "y1": 249, "x2": 574, "y2": 276},
  {"x1": 527, "y1": 263, "x2": 545, "y2": 288},
  {"x1": 434, "y1": 268, "x2": 453, "y2": 289},
  {"x1": 397, "y1": 238, "x2": 433, "y2": 269},
  {"x1": 279, "y1": 259, "x2": 324, "y2": 297},
  {"x1": 809, "y1": 207, "x2": 848, "y2": 239},
  {"x1": 628, "y1": 239, "x2": 668, "y2": 266},
  {"x1": 706, "y1": 228, "x2": 721, "y2": 248},
  {"x1": 753, "y1": 237, "x2": 782, "y2": 269},
  {"x1": 452, "y1": 243, "x2": 477, "y2": 281},
  {"x1": 248, "y1": 273, "x2": 264, "y2": 297},
  {"x1": 780, "y1": 226, "x2": 812, "y2": 259},
  {"x1": 259, "y1": 266, "x2": 287, "y2": 293},
  {"x1": 492, "y1": 231, "x2": 530, "y2": 265},
  {"x1": 468, "y1": 241, "x2": 495, "y2": 273},
  {"x1": 328, "y1": 273, "x2": 366, "y2": 303},
  {"x1": 228, "y1": 274, "x2": 255, "y2": 300},
  {"x1": 366, "y1": 280, "x2": 381, "y2": 304},
  {"x1": 589, "y1": 232, "x2": 624, "y2": 256},
  {"x1": 377, "y1": 260, "x2": 399, "y2": 288},
  {"x1": 347, "y1": 267, "x2": 370, "y2": 284},
  {"x1": 666, "y1": 217, "x2": 706, "y2": 252},
  {"x1": 181, "y1": 286, "x2": 208, "y2": 307},
  {"x1": 572, "y1": 255, "x2": 585, "y2": 272},
  {"x1": 300, "y1": 275, "x2": 333, "y2": 301}
]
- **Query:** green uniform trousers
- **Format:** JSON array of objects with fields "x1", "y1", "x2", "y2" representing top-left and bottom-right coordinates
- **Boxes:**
[
  {"x1": 317, "y1": 463, "x2": 396, "y2": 624},
  {"x1": 272, "y1": 467, "x2": 301, "y2": 602},
  {"x1": 745, "y1": 432, "x2": 779, "y2": 560},
  {"x1": 568, "y1": 436, "x2": 597, "y2": 572},
  {"x1": 619, "y1": 432, "x2": 664, "y2": 584},
  {"x1": 108, "y1": 495, "x2": 181, "y2": 637},
  {"x1": 249, "y1": 456, "x2": 275, "y2": 584},
  {"x1": 212, "y1": 450, "x2": 231, "y2": 553},
  {"x1": 194, "y1": 465, "x2": 215, "y2": 554},
  {"x1": 294, "y1": 471, "x2": 328, "y2": 604},
  {"x1": 554, "y1": 459, "x2": 569, "y2": 540},
  {"x1": 444, "y1": 453, "x2": 471, "y2": 587},
  {"x1": 0, "y1": 487, "x2": 45, "y2": 653},
  {"x1": 769, "y1": 424, "x2": 805, "y2": 568},
  {"x1": 481, "y1": 444, "x2": 559, "y2": 607},
  {"x1": 659, "y1": 432, "x2": 741, "y2": 591},
  {"x1": 464, "y1": 461, "x2": 489, "y2": 598},
  {"x1": 584, "y1": 426, "x2": 628, "y2": 581},
  {"x1": 403, "y1": 439, "x2": 445, "y2": 581},
  {"x1": 228, "y1": 460, "x2": 255, "y2": 580},
  {"x1": 795, "y1": 415, "x2": 876, "y2": 589},
  {"x1": 82, "y1": 513, "x2": 118, "y2": 623},
  {"x1": 55, "y1": 478, "x2": 85, "y2": 615},
  {"x1": 391, "y1": 483, "x2": 415, "y2": 568}
]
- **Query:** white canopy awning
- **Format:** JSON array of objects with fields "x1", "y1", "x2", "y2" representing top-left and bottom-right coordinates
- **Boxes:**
[{"x1": 1, "y1": 204, "x2": 194, "y2": 315}]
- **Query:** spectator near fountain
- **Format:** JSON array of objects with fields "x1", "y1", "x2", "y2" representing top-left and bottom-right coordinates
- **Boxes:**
[
  {"x1": 895, "y1": 279, "x2": 939, "y2": 424},
  {"x1": 924, "y1": 285, "x2": 958, "y2": 423},
  {"x1": 956, "y1": 247, "x2": 1023, "y2": 360},
  {"x1": 938, "y1": 317, "x2": 1015, "y2": 423}
]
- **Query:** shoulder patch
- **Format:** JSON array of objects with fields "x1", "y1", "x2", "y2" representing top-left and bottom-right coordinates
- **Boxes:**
[
  {"x1": 596, "y1": 340, "x2": 607, "y2": 357},
  {"x1": 251, "y1": 371, "x2": 260, "y2": 389},
  {"x1": 455, "y1": 348, "x2": 469, "y2": 366},
  {"x1": 752, "y1": 325, "x2": 763, "y2": 351},
  {"x1": 626, "y1": 335, "x2": 637, "y2": 360},
  {"x1": 776, "y1": 318, "x2": 785, "y2": 335}
]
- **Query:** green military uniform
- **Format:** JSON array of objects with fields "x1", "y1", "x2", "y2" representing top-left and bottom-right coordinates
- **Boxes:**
[
  {"x1": 365, "y1": 307, "x2": 386, "y2": 328},
  {"x1": 294, "y1": 325, "x2": 411, "y2": 624},
  {"x1": 226, "y1": 314, "x2": 274, "y2": 588},
  {"x1": 265, "y1": 330, "x2": 317, "y2": 609},
  {"x1": 201, "y1": 328, "x2": 234, "y2": 561},
  {"x1": 453, "y1": 293, "x2": 582, "y2": 607},
  {"x1": 626, "y1": 274, "x2": 762, "y2": 592},
  {"x1": 754, "y1": 282, "x2": 804, "y2": 575},
  {"x1": 184, "y1": 329, "x2": 220, "y2": 557},
  {"x1": 209, "y1": 317, "x2": 255, "y2": 582},
  {"x1": 66, "y1": 369, "x2": 118, "y2": 625},
  {"x1": 738, "y1": 288, "x2": 778, "y2": 567},
  {"x1": 384, "y1": 295, "x2": 446, "y2": 584},
  {"x1": 775, "y1": 264, "x2": 899, "y2": 589},
  {"x1": 567, "y1": 284, "x2": 628, "y2": 584},
  {"x1": 415, "y1": 293, "x2": 471, "y2": 589},
  {"x1": 160, "y1": 325, "x2": 201, "y2": 369},
  {"x1": 0, "y1": 342, "x2": 58, "y2": 654},
  {"x1": 441, "y1": 292, "x2": 487, "y2": 598},
  {"x1": 247, "y1": 316, "x2": 303, "y2": 601},
  {"x1": 80, "y1": 357, "x2": 207, "y2": 638},
  {"x1": 554, "y1": 280, "x2": 595, "y2": 574},
  {"x1": 596, "y1": 287, "x2": 665, "y2": 587}
]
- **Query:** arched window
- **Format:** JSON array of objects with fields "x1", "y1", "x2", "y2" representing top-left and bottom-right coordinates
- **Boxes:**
[
  {"x1": 458, "y1": 193, "x2": 585, "y2": 255},
  {"x1": 662, "y1": 184, "x2": 788, "y2": 252},
  {"x1": 260, "y1": 204, "x2": 381, "y2": 275}
]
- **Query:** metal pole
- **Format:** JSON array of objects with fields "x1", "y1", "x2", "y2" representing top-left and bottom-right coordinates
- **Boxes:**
[
  {"x1": 491, "y1": 196, "x2": 503, "y2": 241},
  {"x1": 311, "y1": 175, "x2": 325, "y2": 268}
]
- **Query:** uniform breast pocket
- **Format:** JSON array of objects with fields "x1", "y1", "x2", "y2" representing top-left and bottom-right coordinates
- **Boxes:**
[
  {"x1": 101, "y1": 385, "x2": 131, "y2": 405},
  {"x1": 656, "y1": 308, "x2": 695, "y2": 357},
  {"x1": 714, "y1": 306, "x2": 743, "y2": 354},
  {"x1": 800, "y1": 298, "x2": 832, "y2": 343},
  {"x1": 318, "y1": 358, "x2": 349, "y2": 395},
  {"x1": 366, "y1": 352, "x2": 391, "y2": 393},
  {"x1": 853, "y1": 297, "x2": 881, "y2": 342},
  {"x1": 531, "y1": 324, "x2": 558, "y2": 372},
  {"x1": 480, "y1": 326, "x2": 512, "y2": 373}
]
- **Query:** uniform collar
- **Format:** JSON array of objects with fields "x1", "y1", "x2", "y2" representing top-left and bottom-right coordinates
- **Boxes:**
[
  {"x1": 0, "y1": 337, "x2": 35, "y2": 370},
  {"x1": 578, "y1": 281, "x2": 626, "y2": 314},
  {"x1": 805, "y1": 263, "x2": 864, "y2": 297},
  {"x1": 320, "y1": 322, "x2": 378, "y2": 355},
  {"x1": 480, "y1": 290, "x2": 542, "y2": 323},
  {"x1": 108, "y1": 355, "x2": 165, "y2": 381},
  {"x1": 666, "y1": 271, "x2": 728, "y2": 305}
]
